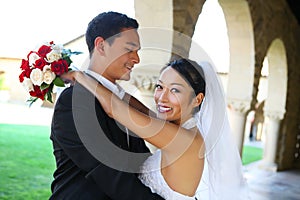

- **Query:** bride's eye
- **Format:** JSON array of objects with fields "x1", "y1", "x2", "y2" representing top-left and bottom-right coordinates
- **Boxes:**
[
  {"x1": 155, "y1": 84, "x2": 163, "y2": 90},
  {"x1": 170, "y1": 88, "x2": 180, "y2": 93}
]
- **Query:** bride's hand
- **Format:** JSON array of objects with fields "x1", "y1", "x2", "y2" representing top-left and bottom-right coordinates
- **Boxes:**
[{"x1": 60, "y1": 71, "x2": 83, "y2": 85}]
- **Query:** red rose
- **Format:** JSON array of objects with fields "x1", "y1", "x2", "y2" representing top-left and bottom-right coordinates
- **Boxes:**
[
  {"x1": 27, "y1": 51, "x2": 37, "y2": 60},
  {"x1": 19, "y1": 72, "x2": 25, "y2": 82},
  {"x1": 38, "y1": 45, "x2": 52, "y2": 58},
  {"x1": 19, "y1": 59, "x2": 31, "y2": 82},
  {"x1": 29, "y1": 85, "x2": 49, "y2": 100},
  {"x1": 19, "y1": 71, "x2": 27, "y2": 82},
  {"x1": 34, "y1": 58, "x2": 48, "y2": 70},
  {"x1": 51, "y1": 59, "x2": 68, "y2": 75},
  {"x1": 20, "y1": 59, "x2": 30, "y2": 71}
]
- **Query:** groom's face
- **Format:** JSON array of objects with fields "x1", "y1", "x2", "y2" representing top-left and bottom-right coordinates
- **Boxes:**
[{"x1": 102, "y1": 28, "x2": 140, "y2": 83}]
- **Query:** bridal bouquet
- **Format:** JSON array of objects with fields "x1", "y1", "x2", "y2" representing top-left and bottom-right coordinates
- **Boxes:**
[{"x1": 19, "y1": 41, "x2": 81, "y2": 106}]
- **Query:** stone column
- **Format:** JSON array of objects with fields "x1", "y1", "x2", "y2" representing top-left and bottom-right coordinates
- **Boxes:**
[
  {"x1": 121, "y1": 73, "x2": 158, "y2": 110},
  {"x1": 134, "y1": 0, "x2": 173, "y2": 67},
  {"x1": 131, "y1": 0, "x2": 173, "y2": 105},
  {"x1": 227, "y1": 98, "x2": 250, "y2": 156},
  {"x1": 260, "y1": 110, "x2": 284, "y2": 171}
]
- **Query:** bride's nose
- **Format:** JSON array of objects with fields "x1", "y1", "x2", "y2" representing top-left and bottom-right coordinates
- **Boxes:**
[{"x1": 158, "y1": 89, "x2": 169, "y2": 102}]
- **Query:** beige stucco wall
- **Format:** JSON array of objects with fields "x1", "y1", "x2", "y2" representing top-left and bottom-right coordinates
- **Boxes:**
[{"x1": 0, "y1": 58, "x2": 28, "y2": 104}]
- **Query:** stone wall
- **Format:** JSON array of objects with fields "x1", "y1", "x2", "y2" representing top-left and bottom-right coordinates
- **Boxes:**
[{"x1": 247, "y1": 0, "x2": 300, "y2": 170}]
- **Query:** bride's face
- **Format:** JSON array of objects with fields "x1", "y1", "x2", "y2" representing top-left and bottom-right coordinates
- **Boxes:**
[{"x1": 154, "y1": 67, "x2": 198, "y2": 125}]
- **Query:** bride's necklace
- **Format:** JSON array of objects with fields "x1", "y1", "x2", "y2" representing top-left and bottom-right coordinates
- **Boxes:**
[{"x1": 181, "y1": 117, "x2": 197, "y2": 129}]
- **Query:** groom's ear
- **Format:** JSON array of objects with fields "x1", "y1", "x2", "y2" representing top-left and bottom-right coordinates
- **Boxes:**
[{"x1": 94, "y1": 37, "x2": 105, "y2": 55}]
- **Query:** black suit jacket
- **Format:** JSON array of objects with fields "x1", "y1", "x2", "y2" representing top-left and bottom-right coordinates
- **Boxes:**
[{"x1": 49, "y1": 83, "x2": 164, "y2": 200}]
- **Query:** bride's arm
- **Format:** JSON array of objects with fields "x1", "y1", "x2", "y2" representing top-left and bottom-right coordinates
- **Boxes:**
[
  {"x1": 68, "y1": 71, "x2": 200, "y2": 151},
  {"x1": 123, "y1": 92, "x2": 156, "y2": 117}
]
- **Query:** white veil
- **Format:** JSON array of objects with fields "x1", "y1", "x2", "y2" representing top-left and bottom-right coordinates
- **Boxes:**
[{"x1": 195, "y1": 61, "x2": 250, "y2": 200}]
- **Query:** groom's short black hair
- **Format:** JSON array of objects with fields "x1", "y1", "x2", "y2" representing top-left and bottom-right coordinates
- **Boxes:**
[{"x1": 85, "y1": 11, "x2": 139, "y2": 56}]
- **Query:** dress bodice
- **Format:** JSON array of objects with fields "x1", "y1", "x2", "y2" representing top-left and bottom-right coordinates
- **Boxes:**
[{"x1": 139, "y1": 150, "x2": 208, "y2": 200}]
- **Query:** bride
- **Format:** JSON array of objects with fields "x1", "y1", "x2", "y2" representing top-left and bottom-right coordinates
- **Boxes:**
[{"x1": 62, "y1": 58, "x2": 249, "y2": 199}]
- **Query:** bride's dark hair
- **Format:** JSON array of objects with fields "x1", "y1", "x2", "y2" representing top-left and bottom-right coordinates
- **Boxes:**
[{"x1": 161, "y1": 58, "x2": 206, "y2": 113}]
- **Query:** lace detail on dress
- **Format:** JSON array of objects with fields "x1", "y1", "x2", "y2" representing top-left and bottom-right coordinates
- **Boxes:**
[{"x1": 139, "y1": 150, "x2": 199, "y2": 200}]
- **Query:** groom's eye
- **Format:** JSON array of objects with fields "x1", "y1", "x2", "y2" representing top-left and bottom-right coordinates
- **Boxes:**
[{"x1": 125, "y1": 48, "x2": 133, "y2": 53}]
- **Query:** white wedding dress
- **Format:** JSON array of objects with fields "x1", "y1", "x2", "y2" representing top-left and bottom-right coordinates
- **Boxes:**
[{"x1": 139, "y1": 149, "x2": 209, "y2": 200}]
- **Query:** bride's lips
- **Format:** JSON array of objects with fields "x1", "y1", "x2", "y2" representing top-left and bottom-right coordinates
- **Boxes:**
[{"x1": 157, "y1": 105, "x2": 172, "y2": 113}]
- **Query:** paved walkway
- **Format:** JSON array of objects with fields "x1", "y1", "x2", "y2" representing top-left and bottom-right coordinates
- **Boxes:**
[
  {"x1": 244, "y1": 161, "x2": 300, "y2": 199},
  {"x1": 1, "y1": 102, "x2": 300, "y2": 199}
]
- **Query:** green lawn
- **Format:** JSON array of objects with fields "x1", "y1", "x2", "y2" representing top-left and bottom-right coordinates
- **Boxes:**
[
  {"x1": 0, "y1": 123, "x2": 55, "y2": 200},
  {"x1": 242, "y1": 145, "x2": 263, "y2": 165},
  {"x1": 0, "y1": 123, "x2": 263, "y2": 199}
]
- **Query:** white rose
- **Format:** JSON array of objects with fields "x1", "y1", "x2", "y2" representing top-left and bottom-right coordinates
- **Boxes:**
[
  {"x1": 22, "y1": 77, "x2": 34, "y2": 92},
  {"x1": 46, "y1": 50, "x2": 62, "y2": 63},
  {"x1": 42, "y1": 65, "x2": 51, "y2": 72},
  {"x1": 43, "y1": 69, "x2": 56, "y2": 84},
  {"x1": 30, "y1": 68, "x2": 43, "y2": 86},
  {"x1": 51, "y1": 44, "x2": 63, "y2": 52},
  {"x1": 28, "y1": 52, "x2": 40, "y2": 66}
]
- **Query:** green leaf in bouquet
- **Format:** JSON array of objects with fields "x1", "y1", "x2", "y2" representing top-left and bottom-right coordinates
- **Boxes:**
[
  {"x1": 27, "y1": 97, "x2": 38, "y2": 107},
  {"x1": 62, "y1": 53, "x2": 73, "y2": 66},
  {"x1": 62, "y1": 49, "x2": 71, "y2": 55},
  {"x1": 62, "y1": 49, "x2": 83, "y2": 56},
  {"x1": 53, "y1": 77, "x2": 65, "y2": 87},
  {"x1": 70, "y1": 51, "x2": 82, "y2": 55},
  {"x1": 40, "y1": 83, "x2": 50, "y2": 90},
  {"x1": 46, "y1": 91, "x2": 53, "y2": 103}
]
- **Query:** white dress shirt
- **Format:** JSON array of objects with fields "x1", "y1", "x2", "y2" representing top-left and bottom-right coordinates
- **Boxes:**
[{"x1": 85, "y1": 69, "x2": 125, "y2": 99}]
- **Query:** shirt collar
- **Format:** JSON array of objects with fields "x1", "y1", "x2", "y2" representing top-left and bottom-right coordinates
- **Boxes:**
[{"x1": 85, "y1": 69, "x2": 125, "y2": 99}]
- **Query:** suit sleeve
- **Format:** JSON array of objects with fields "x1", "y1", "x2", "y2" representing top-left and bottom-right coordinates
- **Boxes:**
[{"x1": 52, "y1": 85, "x2": 164, "y2": 200}]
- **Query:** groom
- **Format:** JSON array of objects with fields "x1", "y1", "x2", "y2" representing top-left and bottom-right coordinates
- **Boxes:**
[{"x1": 50, "y1": 11, "x2": 164, "y2": 199}]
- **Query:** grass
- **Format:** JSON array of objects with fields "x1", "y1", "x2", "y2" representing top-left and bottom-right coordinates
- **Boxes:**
[
  {"x1": 0, "y1": 123, "x2": 55, "y2": 200},
  {"x1": 242, "y1": 145, "x2": 263, "y2": 165},
  {"x1": 0, "y1": 123, "x2": 262, "y2": 199}
]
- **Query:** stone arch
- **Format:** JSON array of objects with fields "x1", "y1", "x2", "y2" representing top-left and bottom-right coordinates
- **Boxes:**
[
  {"x1": 171, "y1": 0, "x2": 205, "y2": 59},
  {"x1": 264, "y1": 39, "x2": 287, "y2": 119},
  {"x1": 262, "y1": 38, "x2": 288, "y2": 169},
  {"x1": 218, "y1": 0, "x2": 255, "y2": 154}
]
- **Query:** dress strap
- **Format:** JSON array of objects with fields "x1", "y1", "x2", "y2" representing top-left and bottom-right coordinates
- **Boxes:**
[{"x1": 181, "y1": 117, "x2": 197, "y2": 129}]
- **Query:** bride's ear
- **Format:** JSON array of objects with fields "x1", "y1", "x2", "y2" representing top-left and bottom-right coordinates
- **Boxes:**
[
  {"x1": 94, "y1": 37, "x2": 105, "y2": 55},
  {"x1": 194, "y1": 93, "x2": 204, "y2": 107}
]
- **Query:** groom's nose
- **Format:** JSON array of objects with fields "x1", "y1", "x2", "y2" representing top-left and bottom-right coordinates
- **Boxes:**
[{"x1": 130, "y1": 51, "x2": 140, "y2": 64}]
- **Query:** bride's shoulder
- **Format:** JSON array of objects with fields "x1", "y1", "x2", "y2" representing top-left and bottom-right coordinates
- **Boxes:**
[{"x1": 140, "y1": 150, "x2": 161, "y2": 173}]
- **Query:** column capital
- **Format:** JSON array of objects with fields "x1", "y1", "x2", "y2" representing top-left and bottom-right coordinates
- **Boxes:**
[
  {"x1": 227, "y1": 98, "x2": 251, "y2": 114},
  {"x1": 130, "y1": 73, "x2": 158, "y2": 94},
  {"x1": 263, "y1": 109, "x2": 285, "y2": 121}
]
